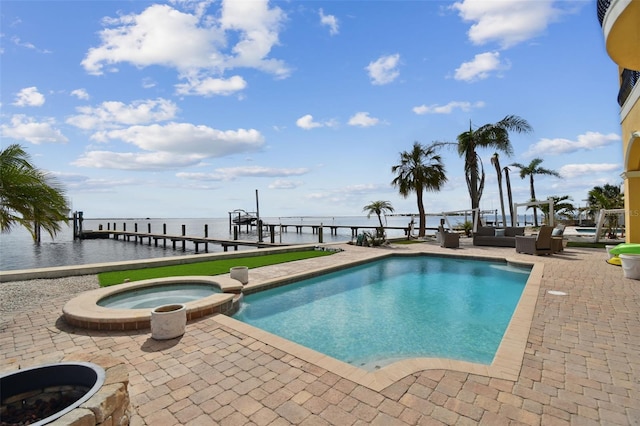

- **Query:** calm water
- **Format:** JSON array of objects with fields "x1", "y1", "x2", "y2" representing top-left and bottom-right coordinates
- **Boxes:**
[
  {"x1": 233, "y1": 256, "x2": 530, "y2": 370},
  {"x1": 1, "y1": 215, "x2": 450, "y2": 271}
]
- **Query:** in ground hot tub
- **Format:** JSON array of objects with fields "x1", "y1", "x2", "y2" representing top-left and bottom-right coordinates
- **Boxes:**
[
  {"x1": 63, "y1": 276, "x2": 243, "y2": 331},
  {"x1": 0, "y1": 362, "x2": 105, "y2": 425}
]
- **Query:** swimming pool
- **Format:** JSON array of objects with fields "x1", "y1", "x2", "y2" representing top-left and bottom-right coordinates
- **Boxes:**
[{"x1": 233, "y1": 255, "x2": 530, "y2": 370}]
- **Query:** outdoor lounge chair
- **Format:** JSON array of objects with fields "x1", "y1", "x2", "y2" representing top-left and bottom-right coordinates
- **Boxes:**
[
  {"x1": 438, "y1": 226, "x2": 460, "y2": 249},
  {"x1": 515, "y1": 225, "x2": 554, "y2": 255}
]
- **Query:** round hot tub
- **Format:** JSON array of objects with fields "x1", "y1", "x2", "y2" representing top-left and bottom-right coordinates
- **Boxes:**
[
  {"x1": 63, "y1": 276, "x2": 243, "y2": 331},
  {"x1": 98, "y1": 282, "x2": 221, "y2": 309},
  {"x1": 0, "y1": 362, "x2": 105, "y2": 425}
]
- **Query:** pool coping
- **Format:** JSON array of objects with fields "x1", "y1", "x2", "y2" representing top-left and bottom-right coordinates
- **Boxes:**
[
  {"x1": 63, "y1": 275, "x2": 243, "y2": 331},
  {"x1": 213, "y1": 250, "x2": 542, "y2": 392}
]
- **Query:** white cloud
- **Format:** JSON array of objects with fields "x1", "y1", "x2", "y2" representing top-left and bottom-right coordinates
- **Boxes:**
[
  {"x1": 13, "y1": 87, "x2": 45, "y2": 107},
  {"x1": 319, "y1": 9, "x2": 339, "y2": 35},
  {"x1": 413, "y1": 101, "x2": 485, "y2": 115},
  {"x1": 142, "y1": 78, "x2": 156, "y2": 89},
  {"x1": 92, "y1": 122, "x2": 264, "y2": 158},
  {"x1": 524, "y1": 132, "x2": 620, "y2": 157},
  {"x1": 269, "y1": 179, "x2": 303, "y2": 189},
  {"x1": 451, "y1": 0, "x2": 561, "y2": 48},
  {"x1": 348, "y1": 112, "x2": 379, "y2": 127},
  {"x1": 73, "y1": 151, "x2": 203, "y2": 170},
  {"x1": 559, "y1": 163, "x2": 621, "y2": 179},
  {"x1": 175, "y1": 171, "x2": 226, "y2": 181},
  {"x1": 296, "y1": 114, "x2": 339, "y2": 130},
  {"x1": 296, "y1": 114, "x2": 322, "y2": 130},
  {"x1": 177, "y1": 166, "x2": 309, "y2": 181},
  {"x1": 71, "y1": 89, "x2": 90, "y2": 100},
  {"x1": 1, "y1": 115, "x2": 68, "y2": 144},
  {"x1": 82, "y1": 4, "x2": 223, "y2": 75},
  {"x1": 82, "y1": 1, "x2": 289, "y2": 83},
  {"x1": 219, "y1": 0, "x2": 289, "y2": 77},
  {"x1": 454, "y1": 51, "x2": 509, "y2": 82},
  {"x1": 67, "y1": 98, "x2": 178, "y2": 130},
  {"x1": 366, "y1": 54, "x2": 400, "y2": 85},
  {"x1": 11, "y1": 36, "x2": 35, "y2": 50},
  {"x1": 305, "y1": 183, "x2": 389, "y2": 204},
  {"x1": 11, "y1": 36, "x2": 52, "y2": 53},
  {"x1": 175, "y1": 75, "x2": 247, "y2": 96}
]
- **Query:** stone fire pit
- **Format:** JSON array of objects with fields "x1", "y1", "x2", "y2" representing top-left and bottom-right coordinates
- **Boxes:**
[{"x1": 0, "y1": 355, "x2": 131, "y2": 426}]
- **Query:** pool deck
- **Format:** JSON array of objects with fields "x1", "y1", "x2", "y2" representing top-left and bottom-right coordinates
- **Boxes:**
[{"x1": 2, "y1": 240, "x2": 639, "y2": 425}]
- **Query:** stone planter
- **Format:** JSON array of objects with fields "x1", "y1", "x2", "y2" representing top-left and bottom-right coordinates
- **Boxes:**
[
  {"x1": 230, "y1": 266, "x2": 249, "y2": 285},
  {"x1": 620, "y1": 254, "x2": 640, "y2": 280},
  {"x1": 151, "y1": 304, "x2": 186, "y2": 340}
]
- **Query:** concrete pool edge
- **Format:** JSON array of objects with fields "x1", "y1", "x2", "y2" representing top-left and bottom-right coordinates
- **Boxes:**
[
  {"x1": 63, "y1": 275, "x2": 243, "y2": 331},
  {"x1": 214, "y1": 251, "x2": 542, "y2": 392}
]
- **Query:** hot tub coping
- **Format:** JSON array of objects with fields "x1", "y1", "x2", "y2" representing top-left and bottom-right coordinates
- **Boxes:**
[{"x1": 63, "y1": 275, "x2": 241, "y2": 331}]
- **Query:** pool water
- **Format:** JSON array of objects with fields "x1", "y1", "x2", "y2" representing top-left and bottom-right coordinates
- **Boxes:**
[
  {"x1": 233, "y1": 256, "x2": 530, "y2": 370},
  {"x1": 98, "y1": 283, "x2": 220, "y2": 309}
]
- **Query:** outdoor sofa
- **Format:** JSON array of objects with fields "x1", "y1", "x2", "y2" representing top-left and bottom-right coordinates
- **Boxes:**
[{"x1": 472, "y1": 226, "x2": 525, "y2": 247}]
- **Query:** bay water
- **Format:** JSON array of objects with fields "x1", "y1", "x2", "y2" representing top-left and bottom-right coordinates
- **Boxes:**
[{"x1": 1, "y1": 215, "x2": 456, "y2": 271}]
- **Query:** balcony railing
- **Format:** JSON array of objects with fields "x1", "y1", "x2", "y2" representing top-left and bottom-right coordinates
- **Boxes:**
[
  {"x1": 618, "y1": 69, "x2": 640, "y2": 107},
  {"x1": 597, "y1": 0, "x2": 611, "y2": 26}
]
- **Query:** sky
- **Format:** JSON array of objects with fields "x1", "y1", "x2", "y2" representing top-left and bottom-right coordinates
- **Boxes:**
[{"x1": 0, "y1": 0, "x2": 625, "y2": 220}]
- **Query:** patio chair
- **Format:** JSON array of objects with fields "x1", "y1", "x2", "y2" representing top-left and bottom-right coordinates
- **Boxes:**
[
  {"x1": 515, "y1": 225, "x2": 554, "y2": 255},
  {"x1": 438, "y1": 226, "x2": 460, "y2": 249}
]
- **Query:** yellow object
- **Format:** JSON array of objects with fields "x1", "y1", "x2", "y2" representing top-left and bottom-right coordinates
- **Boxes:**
[{"x1": 607, "y1": 256, "x2": 622, "y2": 266}]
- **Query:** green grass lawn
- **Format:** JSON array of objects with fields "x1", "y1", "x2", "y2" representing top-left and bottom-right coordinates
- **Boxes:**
[
  {"x1": 98, "y1": 250, "x2": 334, "y2": 287},
  {"x1": 566, "y1": 241, "x2": 610, "y2": 249}
]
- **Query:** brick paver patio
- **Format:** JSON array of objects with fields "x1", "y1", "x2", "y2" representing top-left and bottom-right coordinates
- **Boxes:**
[{"x1": 1, "y1": 242, "x2": 639, "y2": 425}]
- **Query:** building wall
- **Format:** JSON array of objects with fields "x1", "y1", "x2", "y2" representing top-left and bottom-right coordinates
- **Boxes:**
[{"x1": 620, "y1": 78, "x2": 639, "y2": 243}]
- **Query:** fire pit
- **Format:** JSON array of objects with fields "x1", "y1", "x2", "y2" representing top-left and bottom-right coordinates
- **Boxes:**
[{"x1": 0, "y1": 362, "x2": 105, "y2": 426}]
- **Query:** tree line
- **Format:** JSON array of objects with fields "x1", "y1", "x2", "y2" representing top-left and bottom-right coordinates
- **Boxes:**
[{"x1": 365, "y1": 115, "x2": 624, "y2": 238}]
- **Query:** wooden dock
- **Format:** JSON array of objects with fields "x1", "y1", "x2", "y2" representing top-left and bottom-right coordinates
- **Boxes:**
[
  {"x1": 265, "y1": 223, "x2": 412, "y2": 237},
  {"x1": 81, "y1": 230, "x2": 286, "y2": 253},
  {"x1": 74, "y1": 215, "x2": 417, "y2": 251}
]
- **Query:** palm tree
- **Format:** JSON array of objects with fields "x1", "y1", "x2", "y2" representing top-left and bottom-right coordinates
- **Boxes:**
[
  {"x1": 503, "y1": 166, "x2": 516, "y2": 226},
  {"x1": 510, "y1": 158, "x2": 560, "y2": 227},
  {"x1": 0, "y1": 144, "x2": 70, "y2": 241},
  {"x1": 453, "y1": 115, "x2": 532, "y2": 222},
  {"x1": 538, "y1": 195, "x2": 575, "y2": 225},
  {"x1": 391, "y1": 142, "x2": 447, "y2": 237},
  {"x1": 490, "y1": 152, "x2": 506, "y2": 227},
  {"x1": 587, "y1": 184, "x2": 624, "y2": 238},
  {"x1": 363, "y1": 200, "x2": 394, "y2": 238}
]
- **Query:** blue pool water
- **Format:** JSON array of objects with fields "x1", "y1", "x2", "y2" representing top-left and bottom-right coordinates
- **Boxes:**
[
  {"x1": 98, "y1": 283, "x2": 220, "y2": 309},
  {"x1": 233, "y1": 256, "x2": 530, "y2": 370}
]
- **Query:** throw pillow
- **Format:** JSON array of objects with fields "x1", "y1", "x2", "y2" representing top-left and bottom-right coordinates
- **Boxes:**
[
  {"x1": 552, "y1": 228, "x2": 563, "y2": 236},
  {"x1": 495, "y1": 228, "x2": 506, "y2": 237}
]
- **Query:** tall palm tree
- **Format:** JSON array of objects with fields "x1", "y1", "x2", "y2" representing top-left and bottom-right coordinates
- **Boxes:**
[
  {"x1": 454, "y1": 115, "x2": 532, "y2": 222},
  {"x1": 510, "y1": 157, "x2": 560, "y2": 227},
  {"x1": 0, "y1": 144, "x2": 70, "y2": 241},
  {"x1": 391, "y1": 142, "x2": 447, "y2": 237},
  {"x1": 490, "y1": 152, "x2": 506, "y2": 227},
  {"x1": 503, "y1": 166, "x2": 516, "y2": 226}
]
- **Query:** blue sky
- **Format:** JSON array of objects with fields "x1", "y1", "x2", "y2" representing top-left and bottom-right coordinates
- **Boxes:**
[{"x1": 0, "y1": 0, "x2": 624, "y2": 219}]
